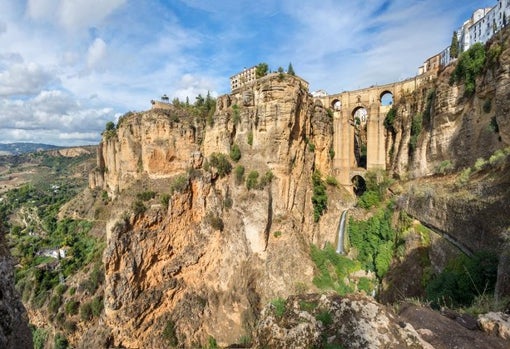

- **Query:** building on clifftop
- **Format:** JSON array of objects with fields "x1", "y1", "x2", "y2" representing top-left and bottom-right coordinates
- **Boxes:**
[{"x1": 230, "y1": 66, "x2": 257, "y2": 91}]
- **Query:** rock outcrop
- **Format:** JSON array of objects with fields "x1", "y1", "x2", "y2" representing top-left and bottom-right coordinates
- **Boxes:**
[
  {"x1": 90, "y1": 74, "x2": 345, "y2": 347},
  {"x1": 0, "y1": 230, "x2": 32, "y2": 348},
  {"x1": 254, "y1": 293, "x2": 432, "y2": 349}
]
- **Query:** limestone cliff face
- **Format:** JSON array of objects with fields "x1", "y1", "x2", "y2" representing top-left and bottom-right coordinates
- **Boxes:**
[
  {"x1": 0, "y1": 230, "x2": 32, "y2": 349},
  {"x1": 90, "y1": 74, "x2": 341, "y2": 347}
]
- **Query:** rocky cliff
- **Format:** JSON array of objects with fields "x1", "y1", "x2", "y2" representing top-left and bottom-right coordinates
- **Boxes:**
[
  {"x1": 88, "y1": 74, "x2": 351, "y2": 347},
  {"x1": 0, "y1": 227, "x2": 32, "y2": 348}
]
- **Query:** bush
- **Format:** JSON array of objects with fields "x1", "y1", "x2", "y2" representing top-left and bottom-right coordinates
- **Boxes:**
[
  {"x1": 137, "y1": 191, "x2": 156, "y2": 201},
  {"x1": 209, "y1": 153, "x2": 232, "y2": 177},
  {"x1": 426, "y1": 251, "x2": 498, "y2": 308},
  {"x1": 49, "y1": 294, "x2": 61, "y2": 314},
  {"x1": 162, "y1": 320, "x2": 178, "y2": 347},
  {"x1": 474, "y1": 158, "x2": 487, "y2": 171},
  {"x1": 357, "y1": 277, "x2": 373, "y2": 294},
  {"x1": 229, "y1": 144, "x2": 241, "y2": 162},
  {"x1": 246, "y1": 171, "x2": 259, "y2": 190},
  {"x1": 489, "y1": 149, "x2": 506, "y2": 167},
  {"x1": 316, "y1": 310, "x2": 333, "y2": 326},
  {"x1": 326, "y1": 176, "x2": 338, "y2": 187},
  {"x1": 80, "y1": 302, "x2": 93, "y2": 321},
  {"x1": 270, "y1": 298, "x2": 286, "y2": 318},
  {"x1": 234, "y1": 165, "x2": 245, "y2": 185},
  {"x1": 160, "y1": 193, "x2": 170, "y2": 209},
  {"x1": 409, "y1": 113, "x2": 423, "y2": 153},
  {"x1": 273, "y1": 231, "x2": 282, "y2": 238},
  {"x1": 457, "y1": 168, "x2": 472, "y2": 186},
  {"x1": 308, "y1": 143, "x2": 315, "y2": 152},
  {"x1": 483, "y1": 99, "x2": 492, "y2": 113},
  {"x1": 170, "y1": 175, "x2": 188, "y2": 194},
  {"x1": 435, "y1": 160, "x2": 454, "y2": 175},
  {"x1": 32, "y1": 327, "x2": 48, "y2": 349},
  {"x1": 132, "y1": 200, "x2": 146, "y2": 216},
  {"x1": 54, "y1": 333, "x2": 68, "y2": 349},
  {"x1": 65, "y1": 300, "x2": 79, "y2": 315},
  {"x1": 357, "y1": 190, "x2": 380, "y2": 209},
  {"x1": 206, "y1": 212, "x2": 224, "y2": 231},
  {"x1": 232, "y1": 105, "x2": 240, "y2": 125},
  {"x1": 247, "y1": 131, "x2": 253, "y2": 146},
  {"x1": 384, "y1": 107, "x2": 397, "y2": 132},
  {"x1": 489, "y1": 116, "x2": 499, "y2": 133},
  {"x1": 258, "y1": 170, "x2": 274, "y2": 188},
  {"x1": 329, "y1": 147, "x2": 335, "y2": 160},
  {"x1": 312, "y1": 171, "x2": 327, "y2": 222},
  {"x1": 91, "y1": 296, "x2": 103, "y2": 317},
  {"x1": 450, "y1": 43, "x2": 486, "y2": 96}
]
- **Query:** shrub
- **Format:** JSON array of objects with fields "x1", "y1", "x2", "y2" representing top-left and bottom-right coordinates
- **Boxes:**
[
  {"x1": 258, "y1": 170, "x2": 274, "y2": 188},
  {"x1": 232, "y1": 104, "x2": 240, "y2": 125},
  {"x1": 435, "y1": 160, "x2": 454, "y2": 175},
  {"x1": 450, "y1": 43, "x2": 486, "y2": 96},
  {"x1": 209, "y1": 153, "x2": 232, "y2": 177},
  {"x1": 329, "y1": 147, "x2": 335, "y2": 159},
  {"x1": 65, "y1": 300, "x2": 79, "y2": 315},
  {"x1": 91, "y1": 296, "x2": 103, "y2": 317},
  {"x1": 160, "y1": 194, "x2": 170, "y2": 209},
  {"x1": 270, "y1": 298, "x2": 286, "y2": 318},
  {"x1": 247, "y1": 131, "x2": 253, "y2": 146},
  {"x1": 273, "y1": 231, "x2": 282, "y2": 238},
  {"x1": 308, "y1": 143, "x2": 315, "y2": 152},
  {"x1": 162, "y1": 321, "x2": 178, "y2": 347},
  {"x1": 80, "y1": 302, "x2": 93, "y2": 321},
  {"x1": 246, "y1": 171, "x2": 259, "y2": 190},
  {"x1": 137, "y1": 191, "x2": 156, "y2": 201},
  {"x1": 49, "y1": 294, "x2": 61, "y2": 314},
  {"x1": 32, "y1": 327, "x2": 48, "y2": 349},
  {"x1": 206, "y1": 212, "x2": 224, "y2": 231},
  {"x1": 489, "y1": 116, "x2": 499, "y2": 133},
  {"x1": 229, "y1": 144, "x2": 241, "y2": 162},
  {"x1": 234, "y1": 165, "x2": 245, "y2": 185},
  {"x1": 409, "y1": 113, "x2": 423, "y2": 153},
  {"x1": 357, "y1": 190, "x2": 380, "y2": 209},
  {"x1": 312, "y1": 171, "x2": 327, "y2": 222},
  {"x1": 474, "y1": 158, "x2": 487, "y2": 171},
  {"x1": 357, "y1": 277, "x2": 373, "y2": 294},
  {"x1": 457, "y1": 168, "x2": 472, "y2": 186},
  {"x1": 316, "y1": 310, "x2": 333, "y2": 326},
  {"x1": 170, "y1": 175, "x2": 188, "y2": 194},
  {"x1": 384, "y1": 107, "x2": 397, "y2": 132},
  {"x1": 207, "y1": 336, "x2": 219, "y2": 349},
  {"x1": 326, "y1": 176, "x2": 338, "y2": 187},
  {"x1": 54, "y1": 333, "x2": 68, "y2": 349},
  {"x1": 489, "y1": 149, "x2": 506, "y2": 167},
  {"x1": 426, "y1": 251, "x2": 498, "y2": 308},
  {"x1": 132, "y1": 200, "x2": 146, "y2": 216}
]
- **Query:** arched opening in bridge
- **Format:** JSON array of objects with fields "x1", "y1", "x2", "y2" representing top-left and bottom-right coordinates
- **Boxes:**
[
  {"x1": 332, "y1": 99, "x2": 342, "y2": 111},
  {"x1": 380, "y1": 91, "x2": 393, "y2": 106},
  {"x1": 352, "y1": 175, "x2": 366, "y2": 196},
  {"x1": 352, "y1": 107, "x2": 367, "y2": 169}
]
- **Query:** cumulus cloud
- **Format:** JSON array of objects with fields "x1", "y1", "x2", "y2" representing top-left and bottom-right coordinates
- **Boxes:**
[
  {"x1": 87, "y1": 38, "x2": 107, "y2": 71},
  {"x1": 0, "y1": 62, "x2": 56, "y2": 96}
]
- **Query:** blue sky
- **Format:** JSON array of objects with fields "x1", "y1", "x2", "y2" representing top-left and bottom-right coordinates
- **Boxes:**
[{"x1": 0, "y1": 0, "x2": 496, "y2": 145}]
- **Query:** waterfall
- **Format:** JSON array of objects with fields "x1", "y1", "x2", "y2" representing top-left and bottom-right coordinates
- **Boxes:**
[{"x1": 336, "y1": 209, "x2": 348, "y2": 254}]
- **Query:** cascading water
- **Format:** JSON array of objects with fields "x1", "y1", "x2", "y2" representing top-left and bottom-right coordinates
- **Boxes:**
[{"x1": 335, "y1": 209, "x2": 348, "y2": 254}]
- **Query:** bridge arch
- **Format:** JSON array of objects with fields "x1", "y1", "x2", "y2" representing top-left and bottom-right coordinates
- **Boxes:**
[
  {"x1": 351, "y1": 175, "x2": 366, "y2": 196},
  {"x1": 332, "y1": 99, "x2": 342, "y2": 110},
  {"x1": 380, "y1": 90, "x2": 394, "y2": 106}
]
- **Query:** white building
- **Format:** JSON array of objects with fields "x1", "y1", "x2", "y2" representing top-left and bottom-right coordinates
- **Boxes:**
[
  {"x1": 230, "y1": 66, "x2": 257, "y2": 91},
  {"x1": 436, "y1": 0, "x2": 510, "y2": 69}
]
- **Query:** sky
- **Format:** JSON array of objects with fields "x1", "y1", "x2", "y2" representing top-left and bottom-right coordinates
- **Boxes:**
[{"x1": 0, "y1": 0, "x2": 496, "y2": 146}]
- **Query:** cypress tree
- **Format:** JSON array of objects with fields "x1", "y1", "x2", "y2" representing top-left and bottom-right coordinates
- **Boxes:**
[
  {"x1": 287, "y1": 62, "x2": 295, "y2": 76},
  {"x1": 450, "y1": 31, "x2": 459, "y2": 59}
]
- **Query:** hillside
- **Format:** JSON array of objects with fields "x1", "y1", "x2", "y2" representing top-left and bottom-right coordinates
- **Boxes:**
[
  {"x1": 2, "y1": 32, "x2": 510, "y2": 349},
  {"x1": 0, "y1": 143, "x2": 63, "y2": 156}
]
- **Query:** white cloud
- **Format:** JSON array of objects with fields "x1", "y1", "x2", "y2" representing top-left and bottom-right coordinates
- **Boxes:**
[
  {"x1": 0, "y1": 62, "x2": 56, "y2": 96},
  {"x1": 87, "y1": 38, "x2": 107, "y2": 71},
  {"x1": 26, "y1": 0, "x2": 60, "y2": 20}
]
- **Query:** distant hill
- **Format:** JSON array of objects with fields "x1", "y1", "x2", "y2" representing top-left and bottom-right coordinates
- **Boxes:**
[{"x1": 0, "y1": 142, "x2": 63, "y2": 155}]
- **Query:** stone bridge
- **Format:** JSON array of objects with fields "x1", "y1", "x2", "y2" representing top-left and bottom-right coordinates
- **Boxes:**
[{"x1": 317, "y1": 73, "x2": 433, "y2": 192}]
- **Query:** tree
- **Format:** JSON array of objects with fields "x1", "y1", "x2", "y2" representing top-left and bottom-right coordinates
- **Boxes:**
[
  {"x1": 277, "y1": 66, "x2": 284, "y2": 73},
  {"x1": 287, "y1": 62, "x2": 295, "y2": 76},
  {"x1": 105, "y1": 121, "x2": 115, "y2": 131},
  {"x1": 255, "y1": 63, "x2": 269, "y2": 78},
  {"x1": 450, "y1": 31, "x2": 459, "y2": 59},
  {"x1": 504, "y1": 12, "x2": 507, "y2": 27}
]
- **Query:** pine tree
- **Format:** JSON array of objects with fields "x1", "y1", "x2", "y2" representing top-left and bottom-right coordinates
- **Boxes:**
[
  {"x1": 450, "y1": 31, "x2": 459, "y2": 59},
  {"x1": 287, "y1": 62, "x2": 295, "y2": 76}
]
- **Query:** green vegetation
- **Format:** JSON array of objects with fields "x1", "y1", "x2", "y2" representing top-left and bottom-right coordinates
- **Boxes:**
[
  {"x1": 32, "y1": 326, "x2": 48, "y2": 349},
  {"x1": 246, "y1": 170, "x2": 259, "y2": 190},
  {"x1": 348, "y1": 204, "x2": 396, "y2": 279},
  {"x1": 316, "y1": 310, "x2": 333, "y2": 326},
  {"x1": 426, "y1": 251, "x2": 498, "y2": 309},
  {"x1": 409, "y1": 113, "x2": 423, "y2": 153},
  {"x1": 103, "y1": 121, "x2": 117, "y2": 140},
  {"x1": 162, "y1": 320, "x2": 178, "y2": 347},
  {"x1": 489, "y1": 116, "x2": 499, "y2": 133},
  {"x1": 206, "y1": 212, "x2": 224, "y2": 231},
  {"x1": 312, "y1": 171, "x2": 327, "y2": 222},
  {"x1": 357, "y1": 277, "x2": 373, "y2": 294},
  {"x1": 169, "y1": 174, "x2": 189, "y2": 194},
  {"x1": 310, "y1": 243, "x2": 359, "y2": 294},
  {"x1": 132, "y1": 200, "x2": 147, "y2": 216},
  {"x1": 474, "y1": 158, "x2": 488, "y2": 171},
  {"x1": 450, "y1": 42, "x2": 486, "y2": 96},
  {"x1": 273, "y1": 231, "x2": 282, "y2": 238},
  {"x1": 435, "y1": 160, "x2": 454, "y2": 175},
  {"x1": 229, "y1": 143, "x2": 241, "y2": 162},
  {"x1": 287, "y1": 62, "x2": 295, "y2": 76},
  {"x1": 356, "y1": 170, "x2": 392, "y2": 209},
  {"x1": 456, "y1": 167, "x2": 472, "y2": 186},
  {"x1": 450, "y1": 31, "x2": 459, "y2": 59},
  {"x1": 423, "y1": 89, "x2": 436, "y2": 123},
  {"x1": 209, "y1": 153, "x2": 232, "y2": 177},
  {"x1": 232, "y1": 104, "x2": 240, "y2": 125},
  {"x1": 207, "y1": 336, "x2": 219, "y2": 349},
  {"x1": 383, "y1": 107, "x2": 397, "y2": 133},
  {"x1": 54, "y1": 333, "x2": 69, "y2": 349},
  {"x1": 329, "y1": 147, "x2": 335, "y2": 160},
  {"x1": 137, "y1": 190, "x2": 156, "y2": 201},
  {"x1": 234, "y1": 165, "x2": 245, "y2": 185},
  {"x1": 326, "y1": 176, "x2": 338, "y2": 187},
  {"x1": 247, "y1": 131, "x2": 254, "y2": 146},
  {"x1": 65, "y1": 300, "x2": 79, "y2": 315},
  {"x1": 308, "y1": 142, "x2": 315, "y2": 152},
  {"x1": 255, "y1": 62, "x2": 269, "y2": 78},
  {"x1": 270, "y1": 298, "x2": 286, "y2": 318}
]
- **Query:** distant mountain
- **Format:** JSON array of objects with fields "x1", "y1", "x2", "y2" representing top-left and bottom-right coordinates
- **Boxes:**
[{"x1": 0, "y1": 142, "x2": 63, "y2": 155}]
